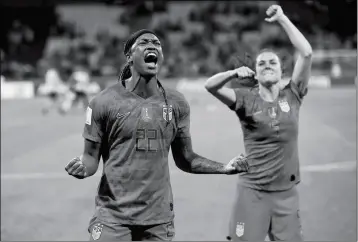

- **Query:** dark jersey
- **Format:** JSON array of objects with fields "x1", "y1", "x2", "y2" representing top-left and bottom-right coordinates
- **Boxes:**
[
  {"x1": 83, "y1": 82, "x2": 190, "y2": 225},
  {"x1": 229, "y1": 81, "x2": 307, "y2": 191}
]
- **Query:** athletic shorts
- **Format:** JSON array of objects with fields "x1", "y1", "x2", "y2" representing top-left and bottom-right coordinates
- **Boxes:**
[
  {"x1": 88, "y1": 219, "x2": 175, "y2": 241},
  {"x1": 227, "y1": 184, "x2": 303, "y2": 241}
]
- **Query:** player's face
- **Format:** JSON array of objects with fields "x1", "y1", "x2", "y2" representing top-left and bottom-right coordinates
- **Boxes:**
[
  {"x1": 255, "y1": 52, "x2": 282, "y2": 86},
  {"x1": 129, "y1": 33, "x2": 164, "y2": 76}
]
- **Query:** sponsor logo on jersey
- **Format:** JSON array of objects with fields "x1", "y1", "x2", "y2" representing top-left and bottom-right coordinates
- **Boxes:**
[
  {"x1": 236, "y1": 222, "x2": 245, "y2": 237},
  {"x1": 86, "y1": 107, "x2": 92, "y2": 125},
  {"x1": 163, "y1": 105, "x2": 173, "y2": 122},
  {"x1": 91, "y1": 223, "x2": 103, "y2": 240},
  {"x1": 116, "y1": 112, "x2": 130, "y2": 119},
  {"x1": 279, "y1": 99, "x2": 290, "y2": 112}
]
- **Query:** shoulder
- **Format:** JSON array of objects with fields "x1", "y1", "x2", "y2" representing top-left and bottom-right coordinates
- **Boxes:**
[
  {"x1": 90, "y1": 82, "x2": 126, "y2": 108},
  {"x1": 282, "y1": 79, "x2": 308, "y2": 102},
  {"x1": 165, "y1": 87, "x2": 189, "y2": 106},
  {"x1": 164, "y1": 87, "x2": 190, "y2": 118}
]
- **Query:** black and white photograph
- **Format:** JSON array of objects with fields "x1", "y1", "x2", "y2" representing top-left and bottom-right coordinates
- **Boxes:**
[{"x1": 1, "y1": 0, "x2": 357, "y2": 241}]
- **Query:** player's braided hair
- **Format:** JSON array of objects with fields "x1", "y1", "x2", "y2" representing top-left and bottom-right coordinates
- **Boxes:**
[
  {"x1": 118, "y1": 29, "x2": 172, "y2": 124},
  {"x1": 119, "y1": 63, "x2": 132, "y2": 85}
]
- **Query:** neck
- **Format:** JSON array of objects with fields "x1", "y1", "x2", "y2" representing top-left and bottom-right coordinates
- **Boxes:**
[
  {"x1": 258, "y1": 83, "x2": 280, "y2": 102},
  {"x1": 127, "y1": 71, "x2": 159, "y2": 98}
]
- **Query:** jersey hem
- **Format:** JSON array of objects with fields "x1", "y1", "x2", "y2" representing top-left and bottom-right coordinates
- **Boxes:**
[
  {"x1": 238, "y1": 179, "x2": 300, "y2": 192},
  {"x1": 91, "y1": 215, "x2": 175, "y2": 226}
]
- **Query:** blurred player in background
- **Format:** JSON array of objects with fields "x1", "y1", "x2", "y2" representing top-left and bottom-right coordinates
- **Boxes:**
[
  {"x1": 60, "y1": 64, "x2": 100, "y2": 114},
  {"x1": 205, "y1": 5, "x2": 312, "y2": 241},
  {"x1": 65, "y1": 29, "x2": 249, "y2": 241},
  {"x1": 37, "y1": 60, "x2": 70, "y2": 115}
]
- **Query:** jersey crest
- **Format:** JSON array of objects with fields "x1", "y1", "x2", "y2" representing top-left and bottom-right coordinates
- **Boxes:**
[
  {"x1": 163, "y1": 104, "x2": 173, "y2": 122},
  {"x1": 91, "y1": 223, "x2": 103, "y2": 240},
  {"x1": 279, "y1": 99, "x2": 290, "y2": 112},
  {"x1": 236, "y1": 222, "x2": 245, "y2": 237}
]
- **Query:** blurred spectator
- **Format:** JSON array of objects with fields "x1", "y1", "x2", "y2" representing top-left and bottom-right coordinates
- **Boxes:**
[
  {"x1": 37, "y1": 58, "x2": 70, "y2": 115},
  {"x1": 1, "y1": 2, "x2": 356, "y2": 80},
  {"x1": 61, "y1": 64, "x2": 100, "y2": 114}
]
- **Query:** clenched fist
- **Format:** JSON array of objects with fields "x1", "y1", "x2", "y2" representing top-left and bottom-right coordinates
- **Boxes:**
[
  {"x1": 65, "y1": 156, "x2": 88, "y2": 179},
  {"x1": 233, "y1": 66, "x2": 255, "y2": 79},
  {"x1": 225, "y1": 154, "x2": 250, "y2": 174},
  {"x1": 265, "y1": 5, "x2": 285, "y2": 23}
]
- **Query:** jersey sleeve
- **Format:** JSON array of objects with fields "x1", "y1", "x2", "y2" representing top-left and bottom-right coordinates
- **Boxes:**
[
  {"x1": 82, "y1": 96, "x2": 106, "y2": 143},
  {"x1": 288, "y1": 80, "x2": 308, "y2": 103},
  {"x1": 228, "y1": 88, "x2": 247, "y2": 112},
  {"x1": 175, "y1": 94, "x2": 191, "y2": 138}
]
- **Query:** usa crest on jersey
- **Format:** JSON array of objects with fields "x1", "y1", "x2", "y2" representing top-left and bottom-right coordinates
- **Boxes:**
[
  {"x1": 236, "y1": 222, "x2": 245, "y2": 237},
  {"x1": 163, "y1": 104, "x2": 173, "y2": 122},
  {"x1": 279, "y1": 99, "x2": 290, "y2": 112},
  {"x1": 91, "y1": 223, "x2": 103, "y2": 240}
]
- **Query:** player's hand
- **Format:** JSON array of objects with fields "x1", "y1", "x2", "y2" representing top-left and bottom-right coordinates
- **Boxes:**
[
  {"x1": 233, "y1": 66, "x2": 255, "y2": 79},
  {"x1": 265, "y1": 5, "x2": 285, "y2": 23},
  {"x1": 224, "y1": 154, "x2": 250, "y2": 175},
  {"x1": 65, "y1": 156, "x2": 88, "y2": 179}
]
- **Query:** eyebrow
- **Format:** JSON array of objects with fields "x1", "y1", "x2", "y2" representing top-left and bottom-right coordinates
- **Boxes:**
[
  {"x1": 258, "y1": 59, "x2": 277, "y2": 62},
  {"x1": 138, "y1": 38, "x2": 160, "y2": 42}
]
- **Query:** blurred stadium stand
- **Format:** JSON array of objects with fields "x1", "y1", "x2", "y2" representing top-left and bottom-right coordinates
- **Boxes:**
[{"x1": 0, "y1": 0, "x2": 356, "y2": 97}]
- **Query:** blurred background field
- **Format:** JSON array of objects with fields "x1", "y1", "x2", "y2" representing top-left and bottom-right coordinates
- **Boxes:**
[{"x1": 1, "y1": 0, "x2": 357, "y2": 241}]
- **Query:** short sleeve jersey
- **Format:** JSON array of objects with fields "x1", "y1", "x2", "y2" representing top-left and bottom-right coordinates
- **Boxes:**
[
  {"x1": 83, "y1": 82, "x2": 190, "y2": 225},
  {"x1": 229, "y1": 81, "x2": 307, "y2": 191}
]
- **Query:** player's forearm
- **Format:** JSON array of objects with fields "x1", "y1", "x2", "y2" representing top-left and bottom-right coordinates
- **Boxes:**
[
  {"x1": 174, "y1": 151, "x2": 227, "y2": 174},
  {"x1": 278, "y1": 15, "x2": 312, "y2": 57},
  {"x1": 81, "y1": 153, "x2": 99, "y2": 177},
  {"x1": 189, "y1": 154, "x2": 228, "y2": 174},
  {"x1": 204, "y1": 70, "x2": 237, "y2": 92},
  {"x1": 172, "y1": 137, "x2": 229, "y2": 174}
]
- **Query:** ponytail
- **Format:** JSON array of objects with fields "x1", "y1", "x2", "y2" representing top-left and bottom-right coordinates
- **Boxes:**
[{"x1": 118, "y1": 63, "x2": 132, "y2": 86}]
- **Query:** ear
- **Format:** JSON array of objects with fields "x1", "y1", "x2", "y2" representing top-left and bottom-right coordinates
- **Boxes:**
[{"x1": 126, "y1": 54, "x2": 133, "y2": 65}]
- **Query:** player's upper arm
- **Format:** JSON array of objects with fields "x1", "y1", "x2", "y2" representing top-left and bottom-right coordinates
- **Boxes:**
[
  {"x1": 82, "y1": 95, "x2": 106, "y2": 143},
  {"x1": 81, "y1": 138, "x2": 102, "y2": 176},
  {"x1": 227, "y1": 88, "x2": 247, "y2": 112},
  {"x1": 83, "y1": 138, "x2": 102, "y2": 162},
  {"x1": 171, "y1": 136, "x2": 196, "y2": 173},
  {"x1": 171, "y1": 94, "x2": 195, "y2": 172},
  {"x1": 207, "y1": 86, "x2": 236, "y2": 107},
  {"x1": 208, "y1": 86, "x2": 247, "y2": 112},
  {"x1": 291, "y1": 52, "x2": 313, "y2": 96}
]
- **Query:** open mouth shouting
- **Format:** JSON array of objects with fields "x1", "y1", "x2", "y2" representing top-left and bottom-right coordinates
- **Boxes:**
[{"x1": 144, "y1": 52, "x2": 158, "y2": 69}]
